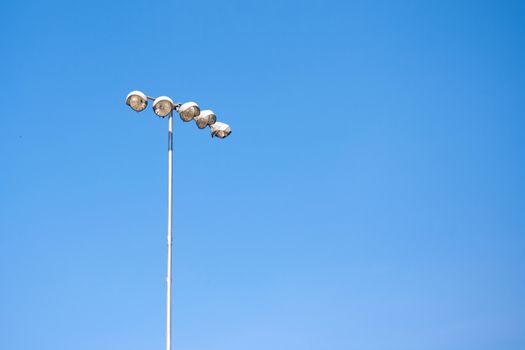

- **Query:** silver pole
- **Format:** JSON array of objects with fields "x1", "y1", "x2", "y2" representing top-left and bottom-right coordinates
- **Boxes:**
[{"x1": 166, "y1": 110, "x2": 173, "y2": 350}]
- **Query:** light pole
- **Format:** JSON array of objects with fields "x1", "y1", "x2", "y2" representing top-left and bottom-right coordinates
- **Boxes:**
[{"x1": 125, "y1": 90, "x2": 231, "y2": 350}]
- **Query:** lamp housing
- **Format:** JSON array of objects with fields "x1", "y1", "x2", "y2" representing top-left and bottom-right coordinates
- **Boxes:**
[
  {"x1": 210, "y1": 122, "x2": 232, "y2": 138},
  {"x1": 178, "y1": 102, "x2": 200, "y2": 122},
  {"x1": 153, "y1": 96, "x2": 175, "y2": 117},
  {"x1": 126, "y1": 91, "x2": 148, "y2": 112}
]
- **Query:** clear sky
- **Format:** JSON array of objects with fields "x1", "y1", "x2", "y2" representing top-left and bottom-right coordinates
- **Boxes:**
[{"x1": 1, "y1": 1, "x2": 524, "y2": 349}]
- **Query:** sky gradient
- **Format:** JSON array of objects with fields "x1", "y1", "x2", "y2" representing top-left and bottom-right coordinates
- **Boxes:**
[{"x1": 1, "y1": 1, "x2": 524, "y2": 349}]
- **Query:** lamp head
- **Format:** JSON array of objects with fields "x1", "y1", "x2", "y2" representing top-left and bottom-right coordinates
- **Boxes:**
[
  {"x1": 178, "y1": 102, "x2": 200, "y2": 122},
  {"x1": 194, "y1": 110, "x2": 217, "y2": 129},
  {"x1": 152, "y1": 96, "x2": 174, "y2": 117},
  {"x1": 125, "y1": 91, "x2": 148, "y2": 112},
  {"x1": 210, "y1": 122, "x2": 232, "y2": 138}
]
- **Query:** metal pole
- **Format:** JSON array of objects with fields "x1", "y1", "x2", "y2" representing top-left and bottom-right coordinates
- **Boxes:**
[{"x1": 166, "y1": 110, "x2": 173, "y2": 350}]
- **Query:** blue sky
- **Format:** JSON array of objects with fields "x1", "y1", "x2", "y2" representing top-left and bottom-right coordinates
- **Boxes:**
[{"x1": 1, "y1": 0, "x2": 524, "y2": 349}]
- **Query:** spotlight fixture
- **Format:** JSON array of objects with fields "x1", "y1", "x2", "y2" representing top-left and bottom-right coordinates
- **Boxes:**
[
  {"x1": 178, "y1": 102, "x2": 200, "y2": 122},
  {"x1": 194, "y1": 110, "x2": 216, "y2": 129},
  {"x1": 125, "y1": 90, "x2": 148, "y2": 112},
  {"x1": 153, "y1": 96, "x2": 174, "y2": 117},
  {"x1": 210, "y1": 122, "x2": 232, "y2": 138}
]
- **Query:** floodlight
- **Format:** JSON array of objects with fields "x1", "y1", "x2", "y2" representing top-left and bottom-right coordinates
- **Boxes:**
[
  {"x1": 153, "y1": 96, "x2": 174, "y2": 117},
  {"x1": 178, "y1": 102, "x2": 200, "y2": 122},
  {"x1": 124, "y1": 87, "x2": 233, "y2": 350},
  {"x1": 210, "y1": 122, "x2": 231, "y2": 138},
  {"x1": 126, "y1": 91, "x2": 148, "y2": 112},
  {"x1": 194, "y1": 110, "x2": 216, "y2": 129}
]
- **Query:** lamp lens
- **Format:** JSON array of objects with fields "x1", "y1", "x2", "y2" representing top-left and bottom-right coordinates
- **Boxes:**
[
  {"x1": 155, "y1": 101, "x2": 173, "y2": 117},
  {"x1": 195, "y1": 115, "x2": 208, "y2": 129},
  {"x1": 180, "y1": 106, "x2": 200, "y2": 121},
  {"x1": 129, "y1": 95, "x2": 147, "y2": 111}
]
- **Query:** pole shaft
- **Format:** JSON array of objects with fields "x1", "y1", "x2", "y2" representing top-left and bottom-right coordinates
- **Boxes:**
[{"x1": 166, "y1": 112, "x2": 173, "y2": 350}]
